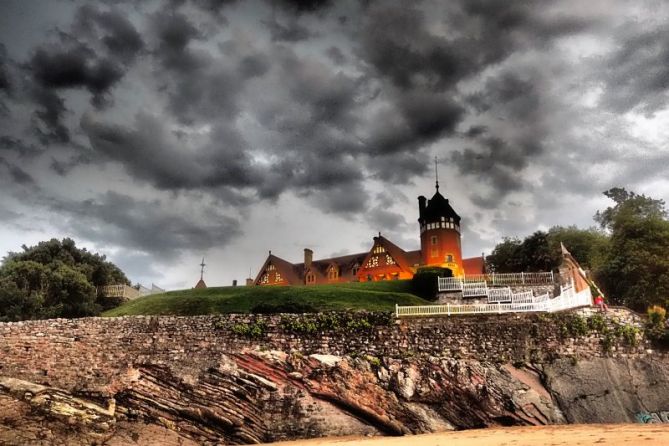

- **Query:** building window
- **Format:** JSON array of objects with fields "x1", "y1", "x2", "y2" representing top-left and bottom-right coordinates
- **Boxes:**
[
  {"x1": 275, "y1": 272, "x2": 282, "y2": 282},
  {"x1": 392, "y1": 273, "x2": 399, "y2": 280},
  {"x1": 446, "y1": 254, "x2": 453, "y2": 263},
  {"x1": 373, "y1": 245, "x2": 385, "y2": 254},
  {"x1": 385, "y1": 254, "x2": 395, "y2": 265},
  {"x1": 431, "y1": 236, "x2": 438, "y2": 245},
  {"x1": 261, "y1": 274, "x2": 269, "y2": 284},
  {"x1": 327, "y1": 266, "x2": 338, "y2": 280},
  {"x1": 366, "y1": 274, "x2": 372, "y2": 281},
  {"x1": 352, "y1": 263, "x2": 360, "y2": 276},
  {"x1": 366, "y1": 255, "x2": 379, "y2": 268},
  {"x1": 431, "y1": 248, "x2": 438, "y2": 257},
  {"x1": 267, "y1": 264, "x2": 275, "y2": 271},
  {"x1": 306, "y1": 272, "x2": 315, "y2": 284}
]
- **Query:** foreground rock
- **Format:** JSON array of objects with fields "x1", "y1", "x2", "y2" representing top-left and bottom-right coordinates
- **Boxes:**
[
  {"x1": 2, "y1": 350, "x2": 668, "y2": 444},
  {"x1": 1, "y1": 310, "x2": 668, "y2": 444}
]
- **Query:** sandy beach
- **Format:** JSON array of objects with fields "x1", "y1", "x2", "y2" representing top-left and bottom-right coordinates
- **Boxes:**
[{"x1": 263, "y1": 424, "x2": 669, "y2": 446}]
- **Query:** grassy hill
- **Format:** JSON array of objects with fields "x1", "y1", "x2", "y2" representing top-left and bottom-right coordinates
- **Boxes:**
[{"x1": 102, "y1": 280, "x2": 429, "y2": 317}]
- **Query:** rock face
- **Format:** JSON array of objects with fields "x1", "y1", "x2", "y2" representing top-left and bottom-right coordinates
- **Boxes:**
[{"x1": 1, "y1": 309, "x2": 668, "y2": 444}]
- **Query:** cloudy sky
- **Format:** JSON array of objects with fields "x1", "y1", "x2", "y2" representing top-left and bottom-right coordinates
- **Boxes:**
[{"x1": 1, "y1": 0, "x2": 669, "y2": 289}]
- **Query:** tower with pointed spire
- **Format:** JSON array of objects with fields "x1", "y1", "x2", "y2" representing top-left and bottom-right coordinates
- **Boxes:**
[
  {"x1": 194, "y1": 257, "x2": 207, "y2": 289},
  {"x1": 417, "y1": 157, "x2": 464, "y2": 275}
]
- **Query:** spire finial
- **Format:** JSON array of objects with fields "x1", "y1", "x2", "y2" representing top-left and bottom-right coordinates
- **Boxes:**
[
  {"x1": 434, "y1": 156, "x2": 439, "y2": 191},
  {"x1": 199, "y1": 257, "x2": 206, "y2": 281}
]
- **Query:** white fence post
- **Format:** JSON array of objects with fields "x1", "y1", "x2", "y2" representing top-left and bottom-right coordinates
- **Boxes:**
[{"x1": 447, "y1": 303, "x2": 450, "y2": 316}]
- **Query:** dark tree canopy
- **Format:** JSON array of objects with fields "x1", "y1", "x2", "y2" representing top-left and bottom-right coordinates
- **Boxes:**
[{"x1": 0, "y1": 238, "x2": 129, "y2": 321}]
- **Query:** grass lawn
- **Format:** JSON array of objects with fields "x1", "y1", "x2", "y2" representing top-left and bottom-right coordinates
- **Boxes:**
[{"x1": 102, "y1": 280, "x2": 430, "y2": 317}]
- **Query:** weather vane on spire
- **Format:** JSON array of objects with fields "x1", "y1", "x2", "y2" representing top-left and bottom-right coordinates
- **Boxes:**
[
  {"x1": 434, "y1": 156, "x2": 439, "y2": 191},
  {"x1": 200, "y1": 257, "x2": 206, "y2": 281}
]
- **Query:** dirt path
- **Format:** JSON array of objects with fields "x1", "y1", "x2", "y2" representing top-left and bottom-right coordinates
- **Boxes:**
[{"x1": 264, "y1": 424, "x2": 669, "y2": 446}]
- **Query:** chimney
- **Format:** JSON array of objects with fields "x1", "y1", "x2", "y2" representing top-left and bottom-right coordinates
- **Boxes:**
[
  {"x1": 232, "y1": 280, "x2": 237, "y2": 287},
  {"x1": 304, "y1": 248, "x2": 313, "y2": 269},
  {"x1": 418, "y1": 196, "x2": 427, "y2": 219},
  {"x1": 245, "y1": 278, "x2": 254, "y2": 286}
]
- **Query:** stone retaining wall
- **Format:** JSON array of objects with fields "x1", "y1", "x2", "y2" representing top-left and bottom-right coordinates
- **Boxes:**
[{"x1": 0, "y1": 310, "x2": 658, "y2": 392}]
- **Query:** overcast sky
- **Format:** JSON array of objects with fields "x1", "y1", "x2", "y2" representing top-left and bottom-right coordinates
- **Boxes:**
[{"x1": 1, "y1": 0, "x2": 669, "y2": 289}]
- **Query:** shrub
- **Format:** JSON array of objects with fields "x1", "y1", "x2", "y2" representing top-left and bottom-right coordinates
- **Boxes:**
[
  {"x1": 566, "y1": 315, "x2": 589, "y2": 337},
  {"x1": 647, "y1": 306, "x2": 667, "y2": 328},
  {"x1": 231, "y1": 321, "x2": 266, "y2": 338},
  {"x1": 587, "y1": 314, "x2": 607, "y2": 332},
  {"x1": 411, "y1": 267, "x2": 452, "y2": 300}
]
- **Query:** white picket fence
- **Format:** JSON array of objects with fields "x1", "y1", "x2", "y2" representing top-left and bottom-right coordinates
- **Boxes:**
[
  {"x1": 438, "y1": 271, "x2": 554, "y2": 291},
  {"x1": 397, "y1": 280, "x2": 591, "y2": 317}
]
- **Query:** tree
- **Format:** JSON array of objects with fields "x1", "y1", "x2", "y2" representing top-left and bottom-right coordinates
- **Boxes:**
[
  {"x1": 486, "y1": 237, "x2": 523, "y2": 273},
  {"x1": 594, "y1": 188, "x2": 669, "y2": 311},
  {"x1": 546, "y1": 226, "x2": 609, "y2": 271},
  {"x1": 0, "y1": 238, "x2": 130, "y2": 321}
]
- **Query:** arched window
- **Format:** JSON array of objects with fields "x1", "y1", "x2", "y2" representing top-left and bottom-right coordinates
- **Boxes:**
[
  {"x1": 306, "y1": 272, "x2": 315, "y2": 284},
  {"x1": 327, "y1": 265, "x2": 339, "y2": 280}
]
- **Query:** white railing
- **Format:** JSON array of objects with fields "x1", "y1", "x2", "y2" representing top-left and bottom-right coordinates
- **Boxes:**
[
  {"x1": 487, "y1": 287, "x2": 512, "y2": 303},
  {"x1": 438, "y1": 277, "x2": 463, "y2": 291},
  {"x1": 397, "y1": 279, "x2": 591, "y2": 317},
  {"x1": 462, "y1": 281, "x2": 488, "y2": 297},
  {"x1": 438, "y1": 271, "x2": 555, "y2": 292}
]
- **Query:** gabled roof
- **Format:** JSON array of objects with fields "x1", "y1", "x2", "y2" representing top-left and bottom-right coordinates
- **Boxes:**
[
  {"x1": 254, "y1": 253, "x2": 302, "y2": 285},
  {"x1": 359, "y1": 235, "x2": 417, "y2": 274}
]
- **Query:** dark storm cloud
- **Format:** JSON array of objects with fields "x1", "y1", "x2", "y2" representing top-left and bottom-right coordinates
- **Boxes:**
[
  {"x1": 452, "y1": 68, "x2": 549, "y2": 204},
  {"x1": 0, "y1": 157, "x2": 35, "y2": 185},
  {"x1": 152, "y1": 10, "x2": 203, "y2": 72},
  {"x1": 30, "y1": 88, "x2": 71, "y2": 144},
  {"x1": 73, "y1": 5, "x2": 144, "y2": 64},
  {"x1": 0, "y1": 136, "x2": 41, "y2": 157},
  {"x1": 51, "y1": 191, "x2": 240, "y2": 259},
  {"x1": 325, "y1": 46, "x2": 345, "y2": 65},
  {"x1": 29, "y1": 45, "x2": 124, "y2": 107},
  {"x1": 599, "y1": 26, "x2": 669, "y2": 115},
  {"x1": 81, "y1": 112, "x2": 258, "y2": 191},
  {"x1": 0, "y1": 45, "x2": 9, "y2": 93},
  {"x1": 275, "y1": 0, "x2": 333, "y2": 14},
  {"x1": 264, "y1": 18, "x2": 315, "y2": 42}
]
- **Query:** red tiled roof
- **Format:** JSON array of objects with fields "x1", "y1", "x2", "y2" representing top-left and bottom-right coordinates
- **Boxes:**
[{"x1": 462, "y1": 256, "x2": 485, "y2": 275}]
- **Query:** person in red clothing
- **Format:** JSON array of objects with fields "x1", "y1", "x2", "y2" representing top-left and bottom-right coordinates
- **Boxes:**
[{"x1": 594, "y1": 295, "x2": 608, "y2": 312}]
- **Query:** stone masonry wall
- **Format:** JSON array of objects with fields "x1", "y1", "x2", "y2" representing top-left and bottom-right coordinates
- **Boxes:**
[{"x1": 0, "y1": 310, "x2": 659, "y2": 393}]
